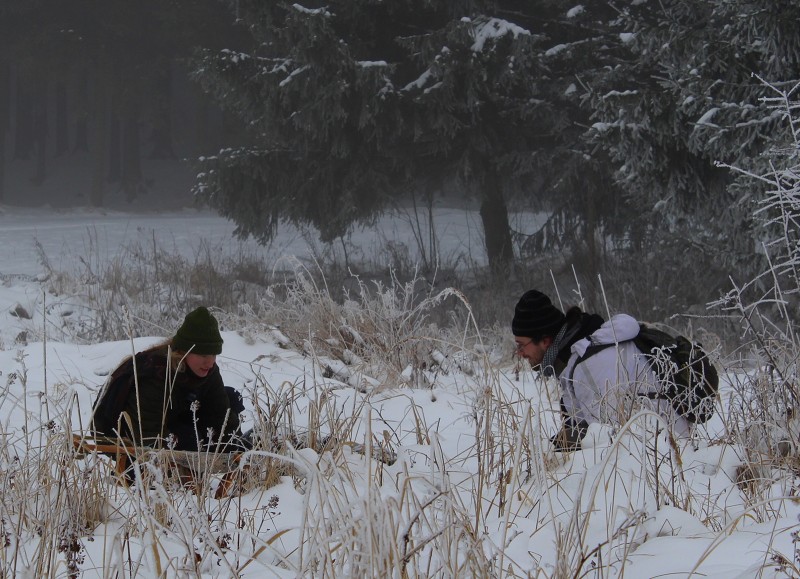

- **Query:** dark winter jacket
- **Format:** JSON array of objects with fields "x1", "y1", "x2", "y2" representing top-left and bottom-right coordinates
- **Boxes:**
[
  {"x1": 96, "y1": 345, "x2": 240, "y2": 451},
  {"x1": 551, "y1": 307, "x2": 605, "y2": 376}
]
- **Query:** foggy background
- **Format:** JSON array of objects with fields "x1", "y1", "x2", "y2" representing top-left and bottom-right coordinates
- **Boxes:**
[
  {"x1": 1, "y1": 1, "x2": 796, "y2": 342},
  {"x1": 0, "y1": 1, "x2": 243, "y2": 210}
]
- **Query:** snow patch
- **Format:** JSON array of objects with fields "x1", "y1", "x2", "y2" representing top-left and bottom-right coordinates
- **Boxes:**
[
  {"x1": 695, "y1": 107, "x2": 720, "y2": 127},
  {"x1": 402, "y1": 69, "x2": 433, "y2": 91},
  {"x1": 292, "y1": 3, "x2": 331, "y2": 16},
  {"x1": 471, "y1": 18, "x2": 530, "y2": 52},
  {"x1": 279, "y1": 65, "x2": 310, "y2": 87},
  {"x1": 566, "y1": 5, "x2": 585, "y2": 18}
]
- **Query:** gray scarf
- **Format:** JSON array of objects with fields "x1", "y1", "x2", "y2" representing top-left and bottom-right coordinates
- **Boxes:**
[{"x1": 541, "y1": 321, "x2": 581, "y2": 377}]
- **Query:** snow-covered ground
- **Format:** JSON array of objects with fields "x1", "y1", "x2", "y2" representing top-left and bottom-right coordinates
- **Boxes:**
[{"x1": 0, "y1": 205, "x2": 797, "y2": 578}]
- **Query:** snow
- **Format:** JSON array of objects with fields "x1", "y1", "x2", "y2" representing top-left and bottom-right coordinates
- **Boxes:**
[
  {"x1": 696, "y1": 107, "x2": 721, "y2": 127},
  {"x1": 403, "y1": 69, "x2": 434, "y2": 92},
  {"x1": 0, "y1": 205, "x2": 798, "y2": 577},
  {"x1": 567, "y1": 6, "x2": 586, "y2": 18},
  {"x1": 279, "y1": 64, "x2": 309, "y2": 87},
  {"x1": 291, "y1": 4, "x2": 331, "y2": 17},
  {"x1": 546, "y1": 44, "x2": 568, "y2": 57},
  {"x1": 356, "y1": 60, "x2": 388, "y2": 68},
  {"x1": 219, "y1": 49, "x2": 250, "y2": 64},
  {"x1": 470, "y1": 18, "x2": 530, "y2": 53}
]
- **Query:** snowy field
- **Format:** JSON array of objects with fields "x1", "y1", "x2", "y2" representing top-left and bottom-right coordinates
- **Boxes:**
[{"x1": 0, "y1": 205, "x2": 798, "y2": 578}]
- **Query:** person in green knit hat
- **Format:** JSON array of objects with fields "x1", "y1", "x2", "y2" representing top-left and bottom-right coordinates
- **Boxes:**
[{"x1": 92, "y1": 306, "x2": 245, "y2": 452}]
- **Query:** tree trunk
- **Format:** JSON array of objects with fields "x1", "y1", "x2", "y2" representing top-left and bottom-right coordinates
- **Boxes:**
[
  {"x1": 107, "y1": 92, "x2": 121, "y2": 183},
  {"x1": 478, "y1": 173, "x2": 514, "y2": 275},
  {"x1": 32, "y1": 72, "x2": 47, "y2": 186},
  {"x1": 122, "y1": 101, "x2": 142, "y2": 202},
  {"x1": 55, "y1": 80, "x2": 68, "y2": 156},
  {"x1": 584, "y1": 179, "x2": 598, "y2": 287},
  {"x1": 0, "y1": 129, "x2": 5, "y2": 203},
  {"x1": 221, "y1": 109, "x2": 239, "y2": 146},
  {"x1": 149, "y1": 60, "x2": 175, "y2": 159},
  {"x1": 14, "y1": 69, "x2": 33, "y2": 160},
  {"x1": 74, "y1": 70, "x2": 89, "y2": 152},
  {"x1": 0, "y1": 64, "x2": 9, "y2": 202},
  {"x1": 0, "y1": 64, "x2": 7, "y2": 133},
  {"x1": 195, "y1": 93, "x2": 210, "y2": 156},
  {"x1": 90, "y1": 66, "x2": 109, "y2": 207}
]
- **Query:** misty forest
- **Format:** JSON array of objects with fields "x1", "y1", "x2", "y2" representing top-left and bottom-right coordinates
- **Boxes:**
[
  {"x1": 2, "y1": 2, "x2": 800, "y2": 576},
  {"x1": 3, "y1": 0, "x2": 798, "y2": 328}
]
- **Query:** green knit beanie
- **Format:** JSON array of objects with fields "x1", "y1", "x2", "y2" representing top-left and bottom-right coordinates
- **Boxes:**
[{"x1": 172, "y1": 307, "x2": 223, "y2": 355}]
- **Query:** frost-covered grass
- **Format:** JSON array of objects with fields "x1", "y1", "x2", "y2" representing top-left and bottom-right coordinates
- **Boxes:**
[
  {"x1": 0, "y1": 225, "x2": 799, "y2": 576},
  {"x1": 3, "y1": 83, "x2": 800, "y2": 575},
  {"x1": 1, "y1": 258, "x2": 799, "y2": 578}
]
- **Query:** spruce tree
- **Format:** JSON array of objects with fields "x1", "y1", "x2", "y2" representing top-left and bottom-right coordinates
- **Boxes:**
[
  {"x1": 503, "y1": 0, "x2": 636, "y2": 281},
  {"x1": 192, "y1": 1, "x2": 589, "y2": 273},
  {"x1": 587, "y1": 0, "x2": 800, "y2": 281}
]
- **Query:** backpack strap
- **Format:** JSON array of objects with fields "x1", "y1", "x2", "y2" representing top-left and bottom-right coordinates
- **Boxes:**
[
  {"x1": 567, "y1": 338, "x2": 666, "y2": 399},
  {"x1": 567, "y1": 341, "x2": 622, "y2": 381}
]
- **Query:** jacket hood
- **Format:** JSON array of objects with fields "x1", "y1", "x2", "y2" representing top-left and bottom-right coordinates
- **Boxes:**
[
  {"x1": 554, "y1": 308, "x2": 605, "y2": 367},
  {"x1": 571, "y1": 314, "x2": 640, "y2": 357}
]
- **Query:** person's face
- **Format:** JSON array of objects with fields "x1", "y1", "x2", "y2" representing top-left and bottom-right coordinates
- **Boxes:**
[
  {"x1": 185, "y1": 353, "x2": 217, "y2": 377},
  {"x1": 514, "y1": 336, "x2": 553, "y2": 366}
]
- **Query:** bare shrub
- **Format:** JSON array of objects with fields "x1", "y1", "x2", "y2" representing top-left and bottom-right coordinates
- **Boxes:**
[
  {"x1": 31, "y1": 231, "x2": 276, "y2": 343},
  {"x1": 710, "y1": 79, "x2": 800, "y2": 494},
  {"x1": 237, "y1": 259, "x2": 487, "y2": 393},
  {"x1": 0, "y1": 358, "x2": 112, "y2": 578}
]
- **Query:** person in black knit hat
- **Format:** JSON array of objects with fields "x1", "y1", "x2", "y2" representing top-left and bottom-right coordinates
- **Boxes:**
[
  {"x1": 92, "y1": 306, "x2": 246, "y2": 452},
  {"x1": 512, "y1": 290, "x2": 605, "y2": 375},
  {"x1": 512, "y1": 290, "x2": 689, "y2": 451}
]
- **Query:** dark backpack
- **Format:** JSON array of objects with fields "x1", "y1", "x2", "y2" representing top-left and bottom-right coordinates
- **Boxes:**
[
  {"x1": 632, "y1": 324, "x2": 719, "y2": 424},
  {"x1": 571, "y1": 324, "x2": 719, "y2": 424},
  {"x1": 91, "y1": 357, "x2": 136, "y2": 437}
]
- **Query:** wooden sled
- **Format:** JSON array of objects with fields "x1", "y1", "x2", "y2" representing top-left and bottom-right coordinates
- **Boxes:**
[
  {"x1": 72, "y1": 433, "x2": 397, "y2": 498},
  {"x1": 71, "y1": 433, "x2": 247, "y2": 498}
]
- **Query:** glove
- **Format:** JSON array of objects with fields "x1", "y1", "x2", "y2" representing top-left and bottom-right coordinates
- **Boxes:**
[{"x1": 225, "y1": 386, "x2": 245, "y2": 414}]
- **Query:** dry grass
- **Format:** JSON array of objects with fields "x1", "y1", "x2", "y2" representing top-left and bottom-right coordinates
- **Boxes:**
[
  {"x1": 3, "y1": 268, "x2": 800, "y2": 577},
  {"x1": 6, "y1": 90, "x2": 800, "y2": 575}
]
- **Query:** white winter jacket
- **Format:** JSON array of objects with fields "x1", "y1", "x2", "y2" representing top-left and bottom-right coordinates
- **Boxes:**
[{"x1": 560, "y1": 314, "x2": 691, "y2": 436}]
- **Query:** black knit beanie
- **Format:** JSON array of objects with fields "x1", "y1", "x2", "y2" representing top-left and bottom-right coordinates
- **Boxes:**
[
  {"x1": 172, "y1": 307, "x2": 223, "y2": 355},
  {"x1": 511, "y1": 290, "x2": 566, "y2": 338}
]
